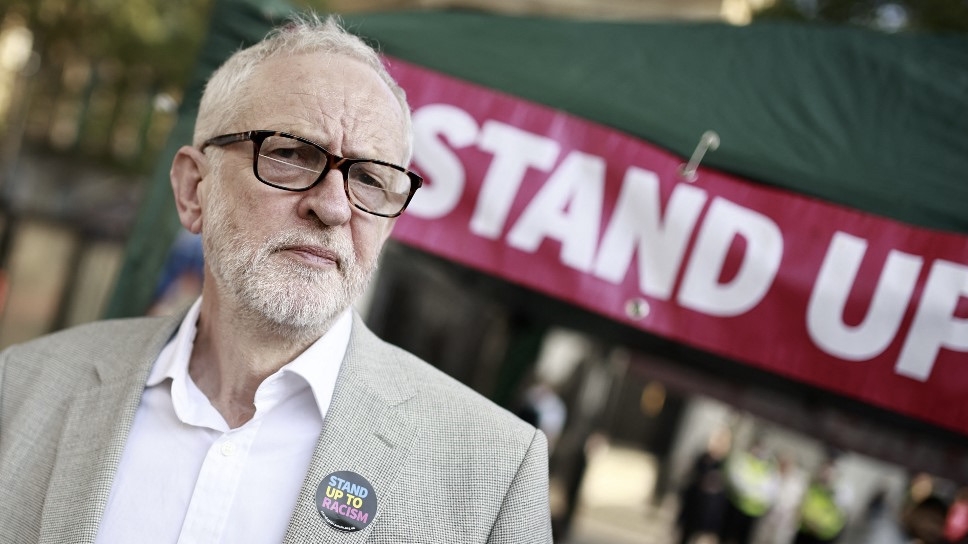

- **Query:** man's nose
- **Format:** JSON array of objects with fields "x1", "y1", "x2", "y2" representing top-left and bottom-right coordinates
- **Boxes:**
[{"x1": 296, "y1": 169, "x2": 353, "y2": 226}]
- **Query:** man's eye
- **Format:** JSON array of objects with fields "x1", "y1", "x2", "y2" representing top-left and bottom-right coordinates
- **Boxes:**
[
  {"x1": 266, "y1": 146, "x2": 308, "y2": 163},
  {"x1": 357, "y1": 172, "x2": 386, "y2": 189},
  {"x1": 269, "y1": 147, "x2": 298, "y2": 160},
  {"x1": 261, "y1": 136, "x2": 322, "y2": 166}
]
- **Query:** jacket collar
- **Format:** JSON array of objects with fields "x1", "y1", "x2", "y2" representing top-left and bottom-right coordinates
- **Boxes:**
[{"x1": 283, "y1": 312, "x2": 420, "y2": 543}]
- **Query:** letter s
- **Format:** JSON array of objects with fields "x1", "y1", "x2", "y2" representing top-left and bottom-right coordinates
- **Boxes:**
[{"x1": 409, "y1": 104, "x2": 479, "y2": 219}]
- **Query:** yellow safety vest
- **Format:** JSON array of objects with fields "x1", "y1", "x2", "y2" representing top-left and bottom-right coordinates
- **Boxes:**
[
  {"x1": 726, "y1": 453, "x2": 776, "y2": 517},
  {"x1": 799, "y1": 483, "x2": 847, "y2": 540}
]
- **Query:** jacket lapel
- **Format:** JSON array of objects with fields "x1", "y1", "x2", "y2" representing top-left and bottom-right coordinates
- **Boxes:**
[
  {"x1": 284, "y1": 315, "x2": 419, "y2": 543},
  {"x1": 38, "y1": 314, "x2": 182, "y2": 544}
]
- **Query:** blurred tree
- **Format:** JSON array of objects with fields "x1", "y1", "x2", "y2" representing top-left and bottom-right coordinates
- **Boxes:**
[
  {"x1": 8, "y1": 0, "x2": 213, "y2": 99},
  {"x1": 0, "y1": 0, "x2": 328, "y2": 173},
  {"x1": 0, "y1": 0, "x2": 217, "y2": 172},
  {"x1": 754, "y1": 0, "x2": 968, "y2": 33}
]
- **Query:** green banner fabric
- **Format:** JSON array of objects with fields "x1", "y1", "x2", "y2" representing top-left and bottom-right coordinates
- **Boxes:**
[
  {"x1": 104, "y1": 0, "x2": 293, "y2": 319},
  {"x1": 343, "y1": 11, "x2": 968, "y2": 235},
  {"x1": 107, "y1": 8, "x2": 968, "y2": 318}
]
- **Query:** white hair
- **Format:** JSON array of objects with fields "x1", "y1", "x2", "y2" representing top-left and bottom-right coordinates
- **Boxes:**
[{"x1": 193, "y1": 13, "x2": 413, "y2": 162}]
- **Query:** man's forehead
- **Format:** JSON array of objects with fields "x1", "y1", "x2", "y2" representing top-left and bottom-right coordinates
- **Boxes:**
[
  {"x1": 247, "y1": 52, "x2": 389, "y2": 104},
  {"x1": 237, "y1": 52, "x2": 407, "y2": 159}
]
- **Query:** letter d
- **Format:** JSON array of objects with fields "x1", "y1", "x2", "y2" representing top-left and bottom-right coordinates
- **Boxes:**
[{"x1": 679, "y1": 198, "x2": 783, "y2": 316}]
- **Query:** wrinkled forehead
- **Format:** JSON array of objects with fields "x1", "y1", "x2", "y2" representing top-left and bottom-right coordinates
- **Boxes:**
[{"x1": 237, "y1": 52, "x2": 408, "y2": 163}]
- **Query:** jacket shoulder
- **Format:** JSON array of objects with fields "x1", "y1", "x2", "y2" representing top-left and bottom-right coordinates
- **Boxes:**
[
  {"x1": 1, "y1": 315, "x2": 178, "y2": 390},
  {"x1": 354, "y1": 320, "x2": 538, "y2": 446}
]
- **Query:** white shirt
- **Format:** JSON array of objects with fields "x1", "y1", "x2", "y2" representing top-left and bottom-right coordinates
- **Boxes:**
[{"x1": 96, "y1": 298, "x2": 352, "y2": 544}]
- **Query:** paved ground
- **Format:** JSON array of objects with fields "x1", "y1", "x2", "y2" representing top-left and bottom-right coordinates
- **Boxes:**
[
  {"x1": 564, "y1": 501, "x2": 677, "y2": 544},
  {"x1": 558, "y1": 444, "x2": 675, "y2": 544}
]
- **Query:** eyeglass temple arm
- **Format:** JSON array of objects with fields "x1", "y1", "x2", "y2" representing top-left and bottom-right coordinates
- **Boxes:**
[{"x1": 200, "y1": 132, "x2": 255, "y2": 151}]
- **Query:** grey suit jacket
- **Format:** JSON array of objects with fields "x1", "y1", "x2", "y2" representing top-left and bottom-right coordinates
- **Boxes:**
[{"x1": 0, "y1": 312, "x2": 552, "y2": 543}]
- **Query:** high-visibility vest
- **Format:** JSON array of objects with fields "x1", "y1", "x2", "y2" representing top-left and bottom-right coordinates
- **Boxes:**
[
  {"x1": 799, "y1": 483, "x2": 847, "y2": 540},
  {"x1": 726, "y1": 453, "x2": 777, "y2": 517}
]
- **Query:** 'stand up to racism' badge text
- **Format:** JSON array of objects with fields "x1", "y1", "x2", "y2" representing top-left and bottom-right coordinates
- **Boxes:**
[{"x1": 315, "y1": 471, "x2": 377, "y2": 532}]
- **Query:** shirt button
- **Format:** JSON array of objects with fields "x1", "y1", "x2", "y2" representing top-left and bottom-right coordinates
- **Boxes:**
[{"x1": 220, "y1": 441, "x2": 237, "y2": 457}]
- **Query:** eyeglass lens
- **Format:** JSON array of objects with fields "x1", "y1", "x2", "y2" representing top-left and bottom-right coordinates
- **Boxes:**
[{"x1": 257, "y1": 134, "x2": 411, "y2": 215}]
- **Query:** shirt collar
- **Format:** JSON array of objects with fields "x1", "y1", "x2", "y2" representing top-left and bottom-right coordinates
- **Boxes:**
[
  {"x1": 148, "y1": 297, "x2": 352, "y2": 423},
  {"x1": 282, "y1": 308, "x2": 352, "y2": 417}
]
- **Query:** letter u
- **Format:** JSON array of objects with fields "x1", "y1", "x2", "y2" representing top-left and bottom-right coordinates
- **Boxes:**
[{"x1": 807, "y1": 232, "x2": 921, "y2": 360}]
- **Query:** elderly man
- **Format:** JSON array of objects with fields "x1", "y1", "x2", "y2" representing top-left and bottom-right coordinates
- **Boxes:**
[{"x1": 0, "y1": 15, "x2": 551, "y2": 543}]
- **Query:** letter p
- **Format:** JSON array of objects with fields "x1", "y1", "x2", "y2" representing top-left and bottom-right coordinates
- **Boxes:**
[{"x1": 896, "y1": 260, "x2": 968, "y2": 381}]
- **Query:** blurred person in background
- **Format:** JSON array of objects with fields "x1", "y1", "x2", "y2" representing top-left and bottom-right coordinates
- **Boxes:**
[
  {"x1": 902, "y1": 473, "x2": 949, "y2": 544},
  {"x1": 0, "y1": 14, "x2": 551, "y2": 543},
  {"x1": 944, "y1": 487, "x2": 968, "y2": 544},
  {"x1": 677, "y1": 426, "x2": 733, "y2": 544},
  {"x1": 905, "y1": 496, "x2": 950, "y2": 544},
  {"x1": 754, "y1": 451, "x2": 807, "y2": 544},
  {"x1": 793, "y1": 458, "x2": 852, "y2": 544},
  {"x1": 515, "y1": 381, "x2": 567, "y2": 454},
  {"x1": 721, "y1": 438, "x2": 780, "y2": 544},
  {"x1": 147, "y1": 229, "x2": 205, "y2": 316}
]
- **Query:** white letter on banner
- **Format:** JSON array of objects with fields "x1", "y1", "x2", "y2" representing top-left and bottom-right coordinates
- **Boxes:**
[
  {"x1": 806, "y1": 232, "x2": 921, "y2": 361},
  {"x1": 506, "y1": 151, "x2": 605, "y2": 272},
  {"x1": 409, "y1": 104, "x2": 479, "y2": 219},
  {"x1": 678, "y1": 198, "x2": 783, "y2": 316},
  {"x1": 469, "y1": 121, "x2": 560, "y2": 240},
  {"x1": 592, "y1": 167, "x2": 707, "y2": 300},
  {"x1": 895, "y1": 260, "x2": 968, "y2": 381}
]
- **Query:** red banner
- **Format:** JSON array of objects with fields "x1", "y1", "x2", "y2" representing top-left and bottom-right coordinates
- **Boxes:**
[{"x1": 386, "y1": 58, "x2": 968, "y2": 436}]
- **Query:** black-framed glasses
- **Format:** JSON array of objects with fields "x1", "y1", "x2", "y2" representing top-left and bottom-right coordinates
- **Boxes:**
[{"x1": 200, "y1": 130, "x2": 423, "y2": 218}]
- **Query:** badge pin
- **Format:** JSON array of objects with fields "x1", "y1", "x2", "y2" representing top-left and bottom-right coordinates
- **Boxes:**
[{"x1": 315, "y1": 470, "x2": 377, "y2": 532}]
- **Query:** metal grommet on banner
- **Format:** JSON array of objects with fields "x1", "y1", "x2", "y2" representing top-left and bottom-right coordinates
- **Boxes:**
[
  {"x1": 678, "y1": 130, "x2": 720, "y2": 182},
  {"x1": 625, "y1": 298, "x2": 650, "y2": 320}
]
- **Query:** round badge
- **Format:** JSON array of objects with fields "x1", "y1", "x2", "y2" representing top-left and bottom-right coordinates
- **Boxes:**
[{"x1": 315, "y1": 471, "x2": 377, "y2": 532}]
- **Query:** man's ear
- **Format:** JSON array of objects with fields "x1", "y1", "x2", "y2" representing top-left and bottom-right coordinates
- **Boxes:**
[{"x1": 170, "y1": 146, "x2": 208, "y2": 234}]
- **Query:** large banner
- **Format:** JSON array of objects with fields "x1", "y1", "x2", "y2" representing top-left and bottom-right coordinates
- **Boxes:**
[{"x1": 387, "y1": 58, "x2": 968, "y2": 437}]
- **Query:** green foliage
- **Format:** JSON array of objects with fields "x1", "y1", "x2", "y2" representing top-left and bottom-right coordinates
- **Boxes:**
[
  {"x1": 10, "y1": 0, "x2": 216, "y2": 90},
  {"x1": 0, "y1": 0, "x2": 336, "y2": 175}
]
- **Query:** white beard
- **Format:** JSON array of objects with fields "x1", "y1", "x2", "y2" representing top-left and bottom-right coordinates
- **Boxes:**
[{"x1": 202, "y1": 186, "x2": 374, "y2": 337}]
